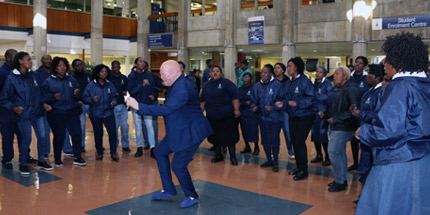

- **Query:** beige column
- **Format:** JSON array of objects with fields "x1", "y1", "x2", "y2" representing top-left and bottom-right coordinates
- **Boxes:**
[
  {"x1": 33, "y1": 0, "x2": 47, "y2": 68},
  {"x1": 177, "y1": 0, "x2": 189, "y2": 64},
  {"x1": 223, "y1": 0, "x2": 237, "y2": 83},
  {"x1": 281, "y1": 0, "x2": 296, "y2": 66},
  {"x1": 352, "y1": 0, "x2": 373, "y2": 60},
  {"x1": 91, "y1": 0, "x2": 103, "y2": 66},
  {"x1": 137, "y1": 0, "x2": 150, "y2": 64}
]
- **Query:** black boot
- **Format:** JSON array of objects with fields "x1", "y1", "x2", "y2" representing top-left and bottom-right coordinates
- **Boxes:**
[
  {"x1": 311, "y1": 154, "x2": 323, "y2": 163},
  {"x1": 322, "y1": 157, "x2": 331, "y2": 166},
  {"x1": 252, "y1": 143, "x2": 260, "y2": 155},
  {"x1": 134, "y1": 147, "x2": 143, "y2": 157},
  {"x1": 240, "y1": 145, "x2": 252, "y2": 154}
]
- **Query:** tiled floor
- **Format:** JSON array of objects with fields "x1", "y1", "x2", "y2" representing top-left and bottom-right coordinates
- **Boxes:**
[{"x1": 0, "y1": 115, "x2": 361, "y2": 214}]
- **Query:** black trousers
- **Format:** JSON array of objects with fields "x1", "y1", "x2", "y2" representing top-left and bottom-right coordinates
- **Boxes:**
[{"x1": 289, "y1": 115, "x2": 315, "y2": 173}]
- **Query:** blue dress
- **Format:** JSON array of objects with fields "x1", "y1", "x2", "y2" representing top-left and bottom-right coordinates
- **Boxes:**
[
  {"x1": 356, "y1": 72, "x2": 430, "y2": 215},
  {"x1": 311, "y1": 78, "x2": 333, "y2": 143},
  {"x1": 238, "y1": 83, "x2": 259, "y2": 143},
  {"x1": 251, "y1": 78, "x2": 284, "y2": 146}
]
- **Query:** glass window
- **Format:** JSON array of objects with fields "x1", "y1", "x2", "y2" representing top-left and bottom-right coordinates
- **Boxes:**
[
  {"x1": 190, "y1": 0, "x2": 217, "y2": 17},
  {"x1": 241, "y1": 0, "x2": 273, "y2": 11},
  {"x1": 302, "y1": 0, "x2": 318, "y2": 5}
]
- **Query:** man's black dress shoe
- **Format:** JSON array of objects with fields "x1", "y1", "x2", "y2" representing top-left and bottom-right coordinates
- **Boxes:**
[
  {"x1": 288, "y1": 168, "x2": 299, "y2": 175},
  {"x1": 328, "y1": 182, "x2": 347, "y2": 192},
  {"x1": 293, "y1": 171, "x2": 308, "y2": 180}
]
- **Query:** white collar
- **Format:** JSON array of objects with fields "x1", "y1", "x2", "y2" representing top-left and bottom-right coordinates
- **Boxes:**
[
  {"x1": 351, "y1": 70, "x2": 368, "y2": 76},
  {"x1": 313, "y1": 77, "x2": 326, "y2": 84},
  {"x1": 12, "y1": 68, "x2": 31, "y2": 75},
  {"x1": 260, "y1": 76, "x2": 275, "y2": 83},
  {"x1": 392, "y1": 71, "x2": 427, "y2": 80},
  {"x1": 375, "y1": 82, "x2": 382, "y2": 89},
  {"x1": 93, "y1": 79, "x2": 109, "y2": 83},
  {"x1": 289, "y1": 74, "x2": 301, "y2": 81}
]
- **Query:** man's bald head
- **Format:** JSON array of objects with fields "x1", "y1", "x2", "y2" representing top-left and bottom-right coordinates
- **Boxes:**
[{"x1": 160, "y1": 60, "x2": 181, "y2": 86}]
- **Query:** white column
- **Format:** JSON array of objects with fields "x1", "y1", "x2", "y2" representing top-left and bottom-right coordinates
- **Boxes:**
[
  {"x1": 137, "y1": 0, "x2": 150, "y2": 64},
  {"x1": 281, "y1": 0, "x2": 296, "y2": 65},
  {"x1": 33, "y1": 0, "x2": 47, "y2": 68},
  {"x1": 91, "y1": 0, "x2": 103, "y2": 66},
  {"x1": 177, "y1": 0, "x2": 189, "y2": 64},
  {"x1": 223, "y1": 0, "x2": 237, "y2": 83}
]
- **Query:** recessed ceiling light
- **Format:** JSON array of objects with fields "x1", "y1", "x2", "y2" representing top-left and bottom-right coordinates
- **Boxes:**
[{"x1": 313, "y1": 50, "x2": 317, "y2": 52}]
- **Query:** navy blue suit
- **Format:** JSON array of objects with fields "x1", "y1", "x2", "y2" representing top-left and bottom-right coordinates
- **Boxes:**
[{"x1": 137, "y1": 76, "x2": 212, "y2": 198}]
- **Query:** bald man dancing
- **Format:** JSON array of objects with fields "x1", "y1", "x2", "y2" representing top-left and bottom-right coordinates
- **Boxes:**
[{"x1": 127, "y1": 60, "x2": 213, "y2": 208}]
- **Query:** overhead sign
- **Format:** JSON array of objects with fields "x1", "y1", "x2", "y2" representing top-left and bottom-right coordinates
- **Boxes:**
[
  {"x1": 248, "y1": 16, "x2": 264, "y2": 44},
  {"x1": 372, "y1": 15, "x2": 430, "y2": 30},
  {"x1": 148, "y1": 34, "x2": 173, "y2": 48}
]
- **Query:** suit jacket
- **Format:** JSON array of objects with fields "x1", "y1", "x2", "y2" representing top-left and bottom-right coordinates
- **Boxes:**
[{"x1": 138, "y1": 76, "x2": 213, "y2": 152}]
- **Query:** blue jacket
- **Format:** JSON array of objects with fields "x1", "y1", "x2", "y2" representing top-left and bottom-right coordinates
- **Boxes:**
[
  {"x1": 34, "y1": 66, "x2": 52, "y2": 86},
  {"x1": 42, "y1": 74, "x2": 81, "y2": 112},
  {"x1": 283, "y1": 74, "x2": 315, "y2": 118},
  {"x1": 82, "y1": 80, "x2": 117, "y2": 118},
  {"x1": 202, "y1": 67, "x2": 211, "y2": 87},
  {"x1": 358, "y1": 84, "x2": 382, "y2": 126},
  {"x1": 72, "y1": 71, "x2": 92, "y2": 100},
  {"x1": 138, "y1": 76, "x2": 213, "y2": 152},
  {"x1": 349, "y1": 70, "x2": 370, "y2": 94},
  {"x1": 359, "y1": 72, "x2": 430, "y2": 165},
  {"x1": 0, "y1": 63, "x2": 13, "y2": 92},
  {"x1": 0, "y1": 69, "x2": 43, "y2": 120},
  {"x1": 251, "y1": 78, "x2": 284, "y2": 123},
  {"x1": 127, "y1": 69, "x2": 156, "y2": 105},
  {"x1": 314, "y1": 78, "x2": 333, "y2": 113},
  {"x1": 109, "y1": 72, "x2": 128, "y2": 105},
  {"x1": 200, "y1": 78, "x2": 239, "y2": 120}
]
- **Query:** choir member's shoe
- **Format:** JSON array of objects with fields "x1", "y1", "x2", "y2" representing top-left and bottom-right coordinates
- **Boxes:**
[
  {"x1": 27, "y1": 156, "x2": 38, "y2": 164},
  {"x1": 111, "y1": 153, "x2": 119, "y2": 162},
  {"x1": 37, "y1": 161, "x2": 53, "y2": 171},
  {"x1": 328, "y1": 180, "x2": 347, "y2": 187},
  {"x1": 19, "y1": 165, "x2": 30, "y2": 176},
  {"x1": 81, "y1": 147, "x2": 86, "y2": 153},
  {"x1": 96, "y1": 154, "x2": 103, "y2": 160},
  {"x1": 150, "y1": 148, "x2": 156, "y2": 160},
  {"x1": 63, "y1": 152, "x2": 74, "y2": 157},
  {"x1": 152, "y1": 190, "x2": 175, "y2": 200},
  {"x1": 143, "y1": 145, "x2": 150, "y2": 150},
  {"x1": 122, "y1": 147, "x2": 131, "y2": 152},
  {"x1": 211, "y1": 156, "x2": 224, "y2": 163},
  {"x1": 322, "y1": 158, "x2": 331, "y2": 166},
  {"x1": 347, "y1": 164, "x2": 358, "y2": 171},
  {"x1": 73, "y1": 157, "x2": 86, "y2": 166},
  {"x1": 311, "y1": 154, "x2": 323, "y2": 163},
  {"x1": 180, "y1": 197, "x2": 199, "y2": 208},
  {"x1": 230, "y1": 157, "x2": 238, "y2": 165},
  {"x1": 288, "y1": 168, "x2": 299, "y2": 175},
  {"x1": 260, "y1": 161, "x2": 273, "y2": 168},
  {"x1": 135, "y1": 147, "x2": 143, "y2": 157},
  {"x1": 273, "y1": 164, "x2": 279, "y2": 172},
  {"x1": 328, "y1": 182, "x2": 347, "y2": 192},
  {"x1": 252, "y1": 147, "x2": 260, "y2": 156},
  {"x1": 240, "y1": 146, "x2": 252, "y2": 154},
  {"x1": 55, "y1": 159, "x2": 63, "y2": 167},
  {"x1": 289, "y1": 154, "x2": 295, "y2": 159},
  {"x1": 293, "y1": 171, "x2": 308, "y2": 181},
  {"x1": 2, "y1": 162, "x2": 13, "y2": 169}
]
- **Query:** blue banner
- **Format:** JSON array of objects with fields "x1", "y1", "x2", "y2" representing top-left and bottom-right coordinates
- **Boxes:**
[
  {"x1": 148, "y1": 34, "x2": 173, "y2": 48},
  {"x1": 248, "y1": 16, "x2": 264, "y2": 44},
  {"x1": 372, "y1": 15, "x2": 430, "y2": 30}
]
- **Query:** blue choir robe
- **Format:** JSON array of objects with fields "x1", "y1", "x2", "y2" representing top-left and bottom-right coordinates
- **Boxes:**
[
  {"x1": 311, "y1": 78, "x2": 333, "y2": 142},
  {"x1": 356, "y1": 72, "x2": 430, "y2": 215},
  {"x1": 238, "y1": 83, "x2": 258, "y2": 143},
  {"x1": 251, "y1": 77, "x2": 284, "y2": 146}
]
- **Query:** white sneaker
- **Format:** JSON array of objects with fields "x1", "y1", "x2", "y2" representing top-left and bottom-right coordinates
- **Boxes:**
[{"x1": 289, "y1": 154, "x2": 295, "y2": 159}]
